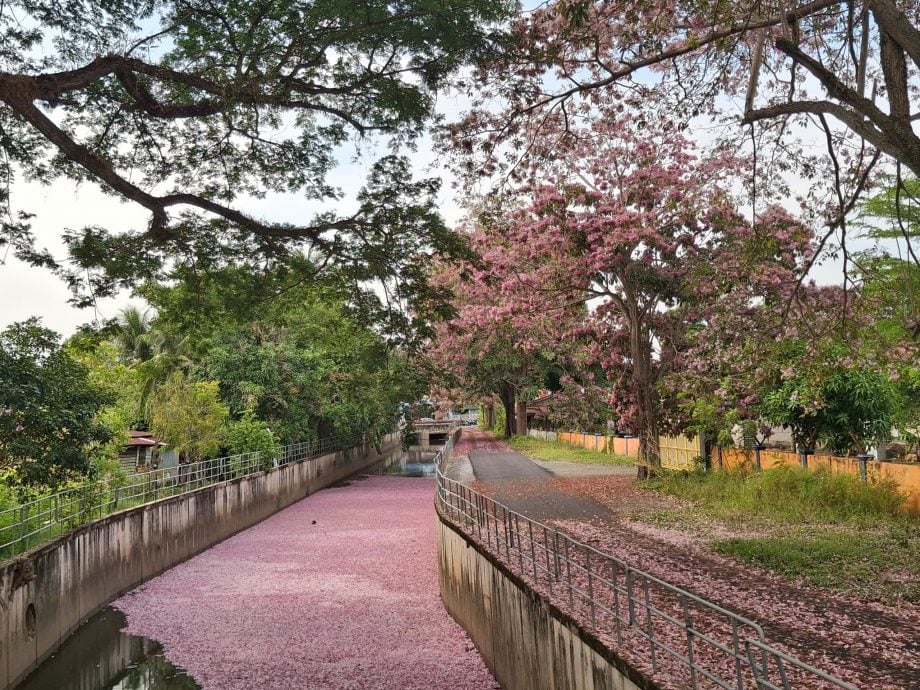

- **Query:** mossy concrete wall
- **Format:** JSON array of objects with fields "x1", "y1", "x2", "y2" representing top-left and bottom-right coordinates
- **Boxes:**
[
  {"x1": 0, "y1": 435, "x2": 399, "y2": 689},
  {"x1": 437, "y1": 517, "x2": 657, "y2": 690}
]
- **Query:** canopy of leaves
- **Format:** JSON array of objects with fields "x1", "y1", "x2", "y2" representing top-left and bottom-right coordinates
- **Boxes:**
[
  {"x1": 0, "y1": 0, "x2": 513, "y2": 329},
  {"x1": 0, "y1": 319, "x2": 113, "y2": 485}
]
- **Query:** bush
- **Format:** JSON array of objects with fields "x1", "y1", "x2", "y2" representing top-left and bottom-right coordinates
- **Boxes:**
[{"x1": 222, "y1": 414, "x2": 278, "y2": 473}]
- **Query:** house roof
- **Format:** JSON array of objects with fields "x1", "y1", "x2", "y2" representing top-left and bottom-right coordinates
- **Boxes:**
[
  {"x1": 125, "y1": 430, "x2": 164, "y2": 447},
  {"x1": 126, "y1": 437, "x2": 158, "y2": 447}
]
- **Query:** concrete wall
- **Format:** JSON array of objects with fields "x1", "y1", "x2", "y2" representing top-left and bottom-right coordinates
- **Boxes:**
[
  {"x1": 1, "y1": 435, "x2": 399, "y2": 689},
  {"x1": 438, "y1": 518, "x2": 658, "y2": 690}
]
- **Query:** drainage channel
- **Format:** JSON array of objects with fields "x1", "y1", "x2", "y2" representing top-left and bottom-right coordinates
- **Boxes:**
[{"x1": 16, "y1": 448, "x2": 442, "y2": 690}]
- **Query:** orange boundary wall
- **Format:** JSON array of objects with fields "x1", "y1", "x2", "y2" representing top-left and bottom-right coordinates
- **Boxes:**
[
  {"x1": 545, "y1": 429, "x2": 920, "y2": 515},
  {"x1": 554, "y1": 431, "x2": 640, "y2": 457}
]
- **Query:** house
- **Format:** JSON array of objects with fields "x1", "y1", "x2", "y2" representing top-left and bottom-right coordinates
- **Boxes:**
[{"x1": 118, "y1": 431, "x2": 178, "y2": 473}]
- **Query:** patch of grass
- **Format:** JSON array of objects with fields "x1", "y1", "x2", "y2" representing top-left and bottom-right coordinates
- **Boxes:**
[
  {"x1": 638, "y1": 464, "x2": 919, "y2": 602},
  {"x1": 642, "y1": 464, "x2": 906, "y2": 525},
  {"x1": 713, "y1": 523, "x2": 920, "y2": 602},
  {"x1": 508, "y1": 435, "x2": 634, "y2": 466}
]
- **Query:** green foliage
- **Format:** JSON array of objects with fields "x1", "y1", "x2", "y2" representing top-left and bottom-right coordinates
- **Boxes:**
[
  {"x1": 0, "y1": 319, "x2": 113, "y2": 486},
  {"x1": 761, "y1": 365, "x2": 898, "y2": 454},
  {"x1": 222, "y1": 413, "x2": 278, "y2": 473},
  {"x1": 2, "y1": 0, "x2": 515, "y2": 339},
  {"x1": 856, "y1": 177, "x2": 920, "y2": 242},
  {"x1": 492, "y1": 404, "x2": 507, "y2": 437},
  {"x1": 644, "y1": 465, "x2": 906, "y2": 524},
  {"x1": 149, "y1": 373, "x2": 229, "y2": 463},
  {"x1": 143, "y1": 267, "x2": 416, "y2": 446},
  {"x1": 508, "y1": 436, "x2": 633, "y2": 466}
]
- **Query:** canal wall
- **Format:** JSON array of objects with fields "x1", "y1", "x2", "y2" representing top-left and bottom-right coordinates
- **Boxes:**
[
  {"x1": 437, "y1": 518, "x2": 657, "y2": 690},
  {"x1": 1, "y1": 435, "x2": 399, "y2": 689}
]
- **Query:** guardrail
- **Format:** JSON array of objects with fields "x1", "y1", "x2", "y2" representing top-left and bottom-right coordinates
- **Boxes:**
[
  {"x1": 432, "y1": 435, "x2": 857, "y2": 690},
  {"x1": 0, "y1": 435, "x2": 362, "y2": 561}
]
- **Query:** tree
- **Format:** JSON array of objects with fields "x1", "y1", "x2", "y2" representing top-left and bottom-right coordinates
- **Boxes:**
[
  {"x1": 0, "y1": 0, "x2": 515, "y2": 316},
  {"x1": 448, "y1": 0, "x2": 920, "y2": 292},
  {"x1": 453, "y1": 114, "x2": 813, "y2": 474},
  {"x1": 427, "y1": 221, "x2": 575, "y2": 438},
  {"x1": 113, "y1": 306, "x2": 156, "y2": 364},
  {"x1": 761, "y1": 360, "x2": 898, "y2": 454},
  {"x1": 142, "y1": 265, "x2": 418, "y2": 444},
  {"x1": 148, "y1": 372, "x2": 228, "y2": 463},
  {"x1": 0, "y1": 319, "x2": 112, "y2": 485}
]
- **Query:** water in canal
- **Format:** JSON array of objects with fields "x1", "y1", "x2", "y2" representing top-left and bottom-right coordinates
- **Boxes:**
[
  {"x1": 372, "y1": 449, "x2": 439, "y2": 477},
  {"x1": 16, "y1": 606, "x2": 198, "y2": 690}
]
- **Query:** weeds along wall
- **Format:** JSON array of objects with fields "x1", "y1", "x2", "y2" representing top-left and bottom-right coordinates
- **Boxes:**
[
  {"x1": 531, "y1": 428, "x2": 920, "y2": 515},
  {"x1": 0, "y1": 435, "x2": 400, "y2": 690}
]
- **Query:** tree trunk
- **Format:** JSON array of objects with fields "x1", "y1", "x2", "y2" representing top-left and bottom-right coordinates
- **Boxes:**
[
  {"x1": 515, "y1": 397, "x2": 528, "y2": 436},
  {"x1": 483, "y1": 401, "x2": 495, "y2": 428},
  {"x1": 628, "y1": 305, "x2": 662, "y2": 479},
  {"x1": 498, "y1": 383, "x2": 515, "y2": 439}
]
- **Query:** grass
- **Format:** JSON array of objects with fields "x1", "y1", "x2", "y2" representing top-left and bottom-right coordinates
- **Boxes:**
[
  {"x1": 508, "y1": 435, "x2": 634, "y2": 466},
  {"x1": 642, "y1": 464, "x2": 906, "y2": 525},
  {"x1": 713, "y1": 524, "x2": 920, "y2": 602},
  {"x1": 639, "y1": 465, "x2": 920, "y2": 602}
]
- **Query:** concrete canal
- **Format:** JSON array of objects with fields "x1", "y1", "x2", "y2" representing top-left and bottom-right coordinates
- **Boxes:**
[{"x1": 16, "y1": 452, "x2": 495, "y2": 689}]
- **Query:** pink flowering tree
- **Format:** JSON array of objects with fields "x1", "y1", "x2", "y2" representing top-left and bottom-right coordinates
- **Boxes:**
[
  {"x1": 465, "y1": 112, "x2": 815, "y2": 475},
  {"x1": 427, "y1": 222, "x2": 580, "y2": 438}
]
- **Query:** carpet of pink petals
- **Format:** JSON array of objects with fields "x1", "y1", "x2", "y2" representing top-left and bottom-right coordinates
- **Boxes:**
[
  {"x1": 453, "y1": 433, "x2": 511, "y2": 455},
  {"x1": 115, "y1": 475, "x2": 498, "y2": 690}
]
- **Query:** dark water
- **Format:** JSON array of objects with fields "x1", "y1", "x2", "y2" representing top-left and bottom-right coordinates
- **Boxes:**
[
  {"x1": 373, "y1": 450, "x2": 438, "y2": 477},
  {"x1": 16, "y1": 607, "x2": 199, "y2": 690}
]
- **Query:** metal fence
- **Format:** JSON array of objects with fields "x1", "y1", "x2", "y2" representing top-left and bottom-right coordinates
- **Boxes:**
[
  {"x1": 0, "y1": 434, "x2": 363, "y2": 561},
  {"x1": 432, "y1": 437, "x2": 857, "y2": 690}
]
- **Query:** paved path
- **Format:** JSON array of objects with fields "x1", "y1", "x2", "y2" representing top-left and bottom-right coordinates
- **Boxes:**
[
  {"x1": 457, "y1": 431, "x2": 920, "y2": 688},
  {"x1": 114, "y1": 475, "x2": 497, "y2": 690},
  {"x1": 462, "y1": 431, "x2": 612, "y2": 522}
]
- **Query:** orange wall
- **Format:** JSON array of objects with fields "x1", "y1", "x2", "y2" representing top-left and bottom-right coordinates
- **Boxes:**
[
  {"x1": 551, "y1": 429, "x2": 920, "y2": 515},
  {"x1": 713, "y1": 447, "x2": 920, "y2": 515},
  {"x1": 556, "y1": 431, "x2": 639, "y2": 458}
]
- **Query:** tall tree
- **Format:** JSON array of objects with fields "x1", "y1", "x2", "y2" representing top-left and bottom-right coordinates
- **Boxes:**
[
  {"x1": 0, "y1": 0, "x2": 515, "y2": 313},
  {"x1": 0, "y1": 319, "x2": 112, "y2": 485},
  {"x1": 428, "y1": 220, "x2": 576, "y2": 438},
  {"x1": 455, "y1": 114, "x2": 813, "y2": 474}
]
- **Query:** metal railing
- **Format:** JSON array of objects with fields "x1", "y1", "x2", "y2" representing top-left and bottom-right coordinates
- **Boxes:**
[
  {"x1": 0, "y1": 434, "x2": 366, "y2": 561},
  {"x1": 432, "y1": 435, "x2": 857, "y2": 690}
]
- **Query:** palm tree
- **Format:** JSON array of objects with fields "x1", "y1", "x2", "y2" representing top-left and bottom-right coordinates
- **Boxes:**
[{"x1": 114, "y1": 307, "x2": 156, "y2": 363}]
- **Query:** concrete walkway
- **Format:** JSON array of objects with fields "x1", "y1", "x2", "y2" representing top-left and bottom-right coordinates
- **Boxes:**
[
  {"x1": 462, "y1": 432, "x2": 613, "y2": 522},
  {"x1": 114, "y1": 475, "x2": 497, "y2": 690}
]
